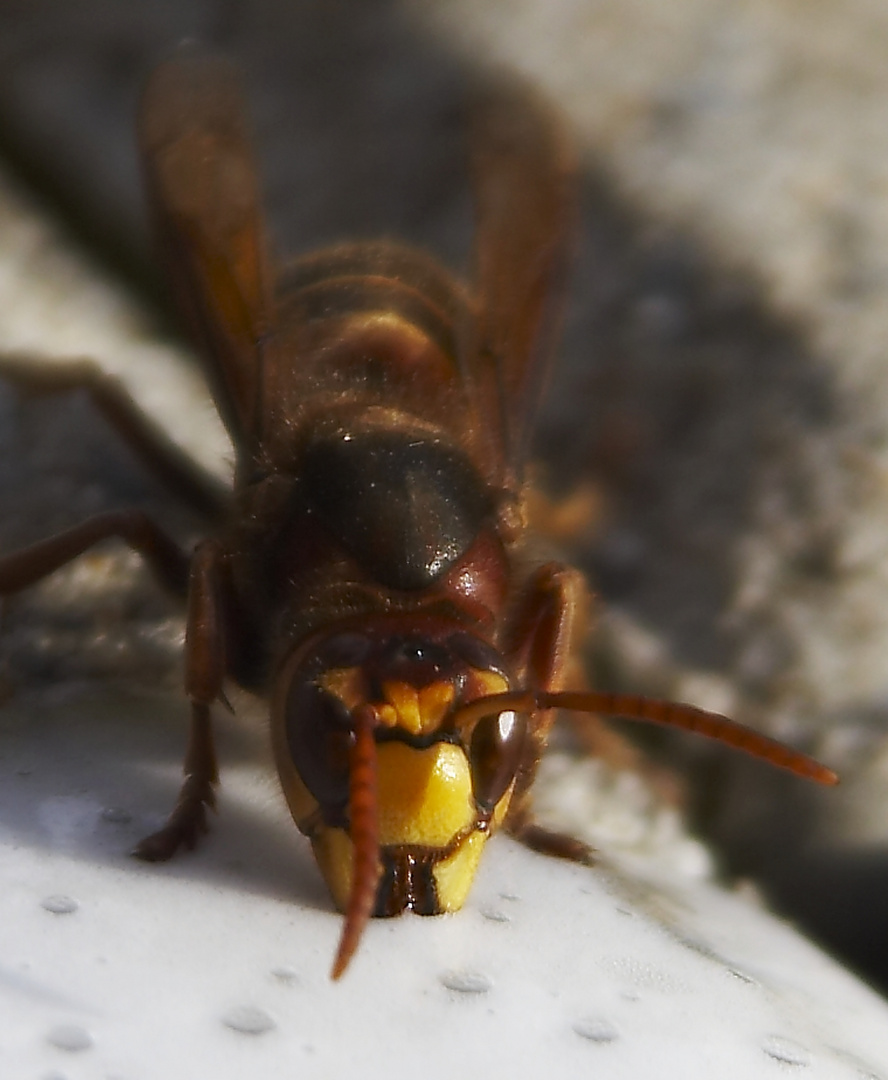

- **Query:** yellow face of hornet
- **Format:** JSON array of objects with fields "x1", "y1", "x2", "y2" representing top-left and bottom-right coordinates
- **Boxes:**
[{"x1": 271, "y1": 628, "x2": 526, "y2": 917}]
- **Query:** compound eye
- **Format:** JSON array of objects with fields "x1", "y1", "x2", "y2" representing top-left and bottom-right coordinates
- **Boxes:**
[
  {"x1": 285, "y1": 680, "x2": 354, "y2": 817},
  {"x1": 469, "y1": 710, "x2": 527, "y2": 813}
]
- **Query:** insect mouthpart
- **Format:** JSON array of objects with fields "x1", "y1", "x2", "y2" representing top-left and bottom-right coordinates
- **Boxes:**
[{"x1": 270, "y1": 624, "x2": 527, "y2": 976}]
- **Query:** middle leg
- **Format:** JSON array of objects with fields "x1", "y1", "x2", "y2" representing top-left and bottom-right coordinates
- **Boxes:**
[
  {"x1": 133, "y1": 539, "x2": 230, "y2": 861},
  {"x1": 503, "y1": 561, "x2": 596, "y2": 863}
]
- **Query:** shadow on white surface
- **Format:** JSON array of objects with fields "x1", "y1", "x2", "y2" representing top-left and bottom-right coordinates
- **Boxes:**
[{"x1": 1, "y1": 683, "x2": 888, "y2": 1078}]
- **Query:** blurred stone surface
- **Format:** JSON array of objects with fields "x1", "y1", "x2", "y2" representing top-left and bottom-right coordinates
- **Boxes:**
[{"x1": 0, "y1": 0, "x2": 886, "y2": 990}]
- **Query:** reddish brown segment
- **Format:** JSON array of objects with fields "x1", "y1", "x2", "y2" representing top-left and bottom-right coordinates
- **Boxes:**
[
  {"x1": 331, "y1": 705, "x2": 382, "y2": 980},
  {"x1": 452, "y1": 690, "x2": 839, "y2": 786}
]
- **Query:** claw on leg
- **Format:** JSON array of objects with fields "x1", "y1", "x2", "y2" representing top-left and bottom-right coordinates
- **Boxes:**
[
  {"x1": 132, "y1": 700, "x2": 219, "y2": 862},
  {"x1": 132, "y1": 773, "x2": 218, "y2": 862}
]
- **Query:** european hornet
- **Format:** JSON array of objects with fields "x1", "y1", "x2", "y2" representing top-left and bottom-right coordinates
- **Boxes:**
[{"x1": 0, "y1": 54, "x2": 837, "y2": 978}]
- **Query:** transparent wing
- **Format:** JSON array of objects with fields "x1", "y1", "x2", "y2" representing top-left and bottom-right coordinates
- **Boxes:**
[
  {"x1": 470, "y1": 79, "x2": 576, "y2": 483},
  {"x1": 140, "y1": 51, "x2": 273, "y2": 447}
]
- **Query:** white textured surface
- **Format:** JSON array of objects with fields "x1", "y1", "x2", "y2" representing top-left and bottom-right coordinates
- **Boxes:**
[{"x1": 1, "y1": 687, "x2": 887, "y2": 1079}]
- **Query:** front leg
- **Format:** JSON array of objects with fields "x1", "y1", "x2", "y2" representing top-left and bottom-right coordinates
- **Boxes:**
[
  {"x1": 133, "y1": 539, "x2": 228, "y2": 861},
  {"x1": 503, "y1": 561, "x2": 596, "y2": 863}
]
